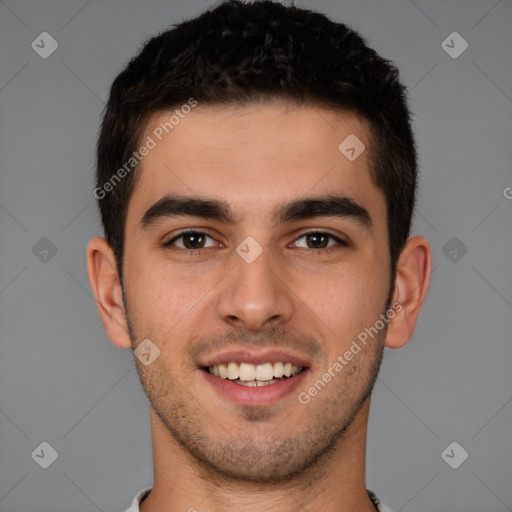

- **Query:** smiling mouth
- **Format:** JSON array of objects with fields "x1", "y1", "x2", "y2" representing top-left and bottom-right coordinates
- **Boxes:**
[{"x1": 204, "y1": 362, "x2": 304, "y2": 387}]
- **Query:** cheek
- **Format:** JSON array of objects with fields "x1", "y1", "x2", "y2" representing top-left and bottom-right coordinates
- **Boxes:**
[
  {"x1": 295, "y1": 265, "x2": 387, "y2": 350},
  {"x1": 124, "y1": 255, "x2": 201, "y2": 339},
  {"x1": 309, "y1": 261, "x2": 383, "y2": 306}
]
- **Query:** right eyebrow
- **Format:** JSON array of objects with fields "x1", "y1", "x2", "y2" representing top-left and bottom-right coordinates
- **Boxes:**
[{"x1": 140, "y1": 195, "x2": 235, "y2": 230}]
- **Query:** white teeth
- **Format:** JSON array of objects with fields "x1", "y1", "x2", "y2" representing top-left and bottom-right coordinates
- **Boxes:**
[
  {"x1": 273, "y1": 361, "x2": 284, "y2": 378},
  {"x1": 256, "y1": 363, "x2": 274, "y2": 380},
  {"x1": 239, "y1": 362, "x2": 256, "y2": 381},
  {"x1": 236, "y1": 379, "x2": 279, "y2": 387},
  {"x1": 227, "y1": 362, "x2": 239, "y2": 380},
  {"x1": 207, "y1": 362, "x2": 303, "y2": 381}
]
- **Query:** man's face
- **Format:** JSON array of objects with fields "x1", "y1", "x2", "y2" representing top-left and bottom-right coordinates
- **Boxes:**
[{"x1": 122, "y1": 102, "x2": 391, "y2": 482}]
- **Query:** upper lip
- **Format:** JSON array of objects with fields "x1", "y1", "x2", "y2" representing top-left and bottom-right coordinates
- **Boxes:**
[{"x1": 199, "y1": 348, "x2": 311, "y2": 369}]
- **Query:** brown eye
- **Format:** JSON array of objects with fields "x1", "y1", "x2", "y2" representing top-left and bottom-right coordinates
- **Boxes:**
[
  {"x1": 305, "y1": 233, "x2": 329, "y2": 249},
  {"x1": 293, "y1": 231, "x2": 347, "y2": 250},
  {"x1": 165, "y1": 231, "x2": 216, "y2": 250}
]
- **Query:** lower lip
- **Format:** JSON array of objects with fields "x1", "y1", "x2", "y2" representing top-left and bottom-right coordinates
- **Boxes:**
[{"x1": 201, "y1": 368, "x2": 309, "y2": 406}]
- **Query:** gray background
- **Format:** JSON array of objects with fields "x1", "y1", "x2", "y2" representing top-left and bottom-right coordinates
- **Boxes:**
[{"x1": 0, "y1": 0, "x2": 511, "y2": 511}]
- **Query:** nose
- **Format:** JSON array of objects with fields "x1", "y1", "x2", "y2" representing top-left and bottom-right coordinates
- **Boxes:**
[{"x1": 216, "y1": 243, "x2": 295, "y2": 332}]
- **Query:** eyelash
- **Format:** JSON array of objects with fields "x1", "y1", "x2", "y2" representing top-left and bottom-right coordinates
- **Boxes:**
[{"x1": 163, "y1": 229, "x2": 348, "y2": 255}]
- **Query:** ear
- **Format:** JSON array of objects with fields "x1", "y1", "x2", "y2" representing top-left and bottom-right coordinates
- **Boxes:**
[
  {"x1": 385, "y1": 235, "x2": 431, "y2": 349},
  {"x1": 86, "y1": 237, "x2": 132, "y2": 349}
]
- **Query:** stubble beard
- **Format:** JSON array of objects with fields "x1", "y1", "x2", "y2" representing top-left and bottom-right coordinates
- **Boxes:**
[{"x1": 126, "y1": 310, "x2": 386, "y2": 485}]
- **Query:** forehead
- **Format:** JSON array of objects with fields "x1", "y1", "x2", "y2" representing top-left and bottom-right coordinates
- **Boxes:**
[{"x1": 126, "y1": 102, "x2": 385, "y2": 227}]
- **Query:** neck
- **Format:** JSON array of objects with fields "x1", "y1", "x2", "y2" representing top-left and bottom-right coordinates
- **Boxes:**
[{"x1": 141, "y1": 397, "x2": 377, "y2": 512}]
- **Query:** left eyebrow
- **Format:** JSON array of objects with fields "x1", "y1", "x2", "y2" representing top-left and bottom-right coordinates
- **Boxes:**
[
  {"x1": 275, "y1": 194, "x2": 372, "y2": 229},
  {"x1": 139, "y1": 193, "x2": 372, "y2": 230}
]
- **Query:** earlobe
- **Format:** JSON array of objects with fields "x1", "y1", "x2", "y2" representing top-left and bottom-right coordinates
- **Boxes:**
[
  {"x1": 86, "y1": 237, "x2": 132, "y2": 349},
  {"x1": 385, "y1": 235, "x2": 432, "y2": 349}
]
